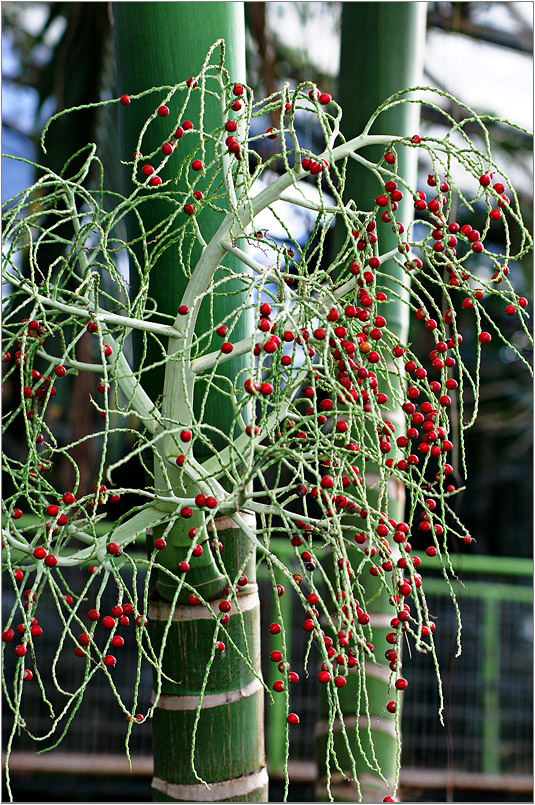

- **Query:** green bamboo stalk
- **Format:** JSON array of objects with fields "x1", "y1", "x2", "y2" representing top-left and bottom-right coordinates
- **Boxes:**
[
  {"x1": 316, "y1": 4, "x2": 427, "y2": 801},
  {"x1": 113, "y1": 5, "x2": 266, "y2": 801}
]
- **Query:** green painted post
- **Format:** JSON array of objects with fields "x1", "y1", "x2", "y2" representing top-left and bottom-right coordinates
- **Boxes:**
[
  {"x1": 266, "y1": 561, "x2": 293, "y2": 777},
  {"x1": 481, "y1": 596, "x2": 500, "y2": 775},
  {"x1": 113, "y1": 5, "x2": 267, "y2": 801}
]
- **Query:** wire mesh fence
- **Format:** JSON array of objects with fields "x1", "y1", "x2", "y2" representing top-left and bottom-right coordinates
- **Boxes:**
[{"x1": 3, "y1": 553, "x2": 532, "y2": 792}]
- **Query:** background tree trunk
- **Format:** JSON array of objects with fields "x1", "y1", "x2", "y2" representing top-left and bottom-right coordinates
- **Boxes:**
[
  {"x1": 316, "y1": 4, "x2": 427, "y2": 802},
  {"x1": 113, "y1": 4, "x2": 266, "y2": 801}
]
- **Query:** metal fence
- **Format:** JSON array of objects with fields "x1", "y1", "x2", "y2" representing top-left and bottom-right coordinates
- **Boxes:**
[{"x1": 2, "y1": 547, "x2": 532, "y2": 798}]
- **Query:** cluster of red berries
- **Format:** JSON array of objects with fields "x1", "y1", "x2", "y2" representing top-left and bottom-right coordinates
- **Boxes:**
[
  {"x1": 122, "y1": 82, "x2": 251, "y2": 198},
  {"x1": 73, "y1": 602, "x2": 145, "y2": 668},
  {"x1": 2, "y1": 601, "x2": 43, "y2": 672}
]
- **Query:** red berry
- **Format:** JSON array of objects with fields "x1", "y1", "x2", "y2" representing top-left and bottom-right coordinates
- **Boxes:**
[
  {"x1": 141, "y1": 165, "x2": 154, "y2": 177},
  {"x1": 107, "y1": 543, "x2": 120, "y2": 555},
  {"x1": 319, "y1": 92, "x2": 332, "y2": 105},
  {"x1": 221, "y1": 342, "x2": 233, "y2": 354},
  {"x1": 88, "y1": 609, "x2": 100, "y2": 621},
  {"x1": 183, "y1": 204, "x2": 194, "y2": 216},
  {"x1": 395, "y1": 677, "x2": 408, "y2": 691},
  {"x1": 149, "y1": 176, "x2": 162, "y2": 187},
  {"x1": 102, "y1": 616, "x2": 115, "y2": 630},
  {"x1": 478, "y1": 331, "x2": 492, "y2": 344},
  {"x1": 268, "y1": 623, "x2": 282, "y2": 635},
  {"x1": 191, "y1": 160, "x2": 203, "y2": 171},
  {"x1": 104, "y1": 654, "x2": 117, "y2": 667},
  {"x1": 12, "y1": 508, "x2": 23, "y2": 520},
  {"x1": 14, "y1": 645, "x2": 27, "y2": 657},
  {"x1": 2, "y1": 629, "x2": 14, "y2": 643},
  {"x1": 287, "y1": 713, "x2": 300, "y2": 725},
  {"x1": 215, "y1": 641, "x2": 225, "y2": 652},
  {"x1": 334, "y1": 676, "x2": 347, "y2": 688},
  {"x1": 111, "y1": 635, "x2": 124, "y2": 648},
  {"x1": 157, "y1": 105, "x2": 169, "y2": 117},
  {"x1": 180, "y1": 429, "x2": 192, "y2": 442},
  {"x1": 233, "y1": 84, "x2": 244, "y2": 96},
  {"x1": 178, "y1": 560, "x2": 190, "y2": 573},
  {"x1": 386, "y1": 701, "x2": 397, "y2": 714},
  {"x1": 120, "y1": 95, "x2": 130, "y2": 106},
  {"x1": 54, "y1": 366, "x2": 66, "y2": 378},
  {"x1": 44, "y1": 554, "x2": 57, "y2": 568},
  {"x1": 273, "y1": 680, "x2": 285, "y2": 692},
  {"x1": 33, "y1": 547, "x2": 46, "y2": 560}
]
